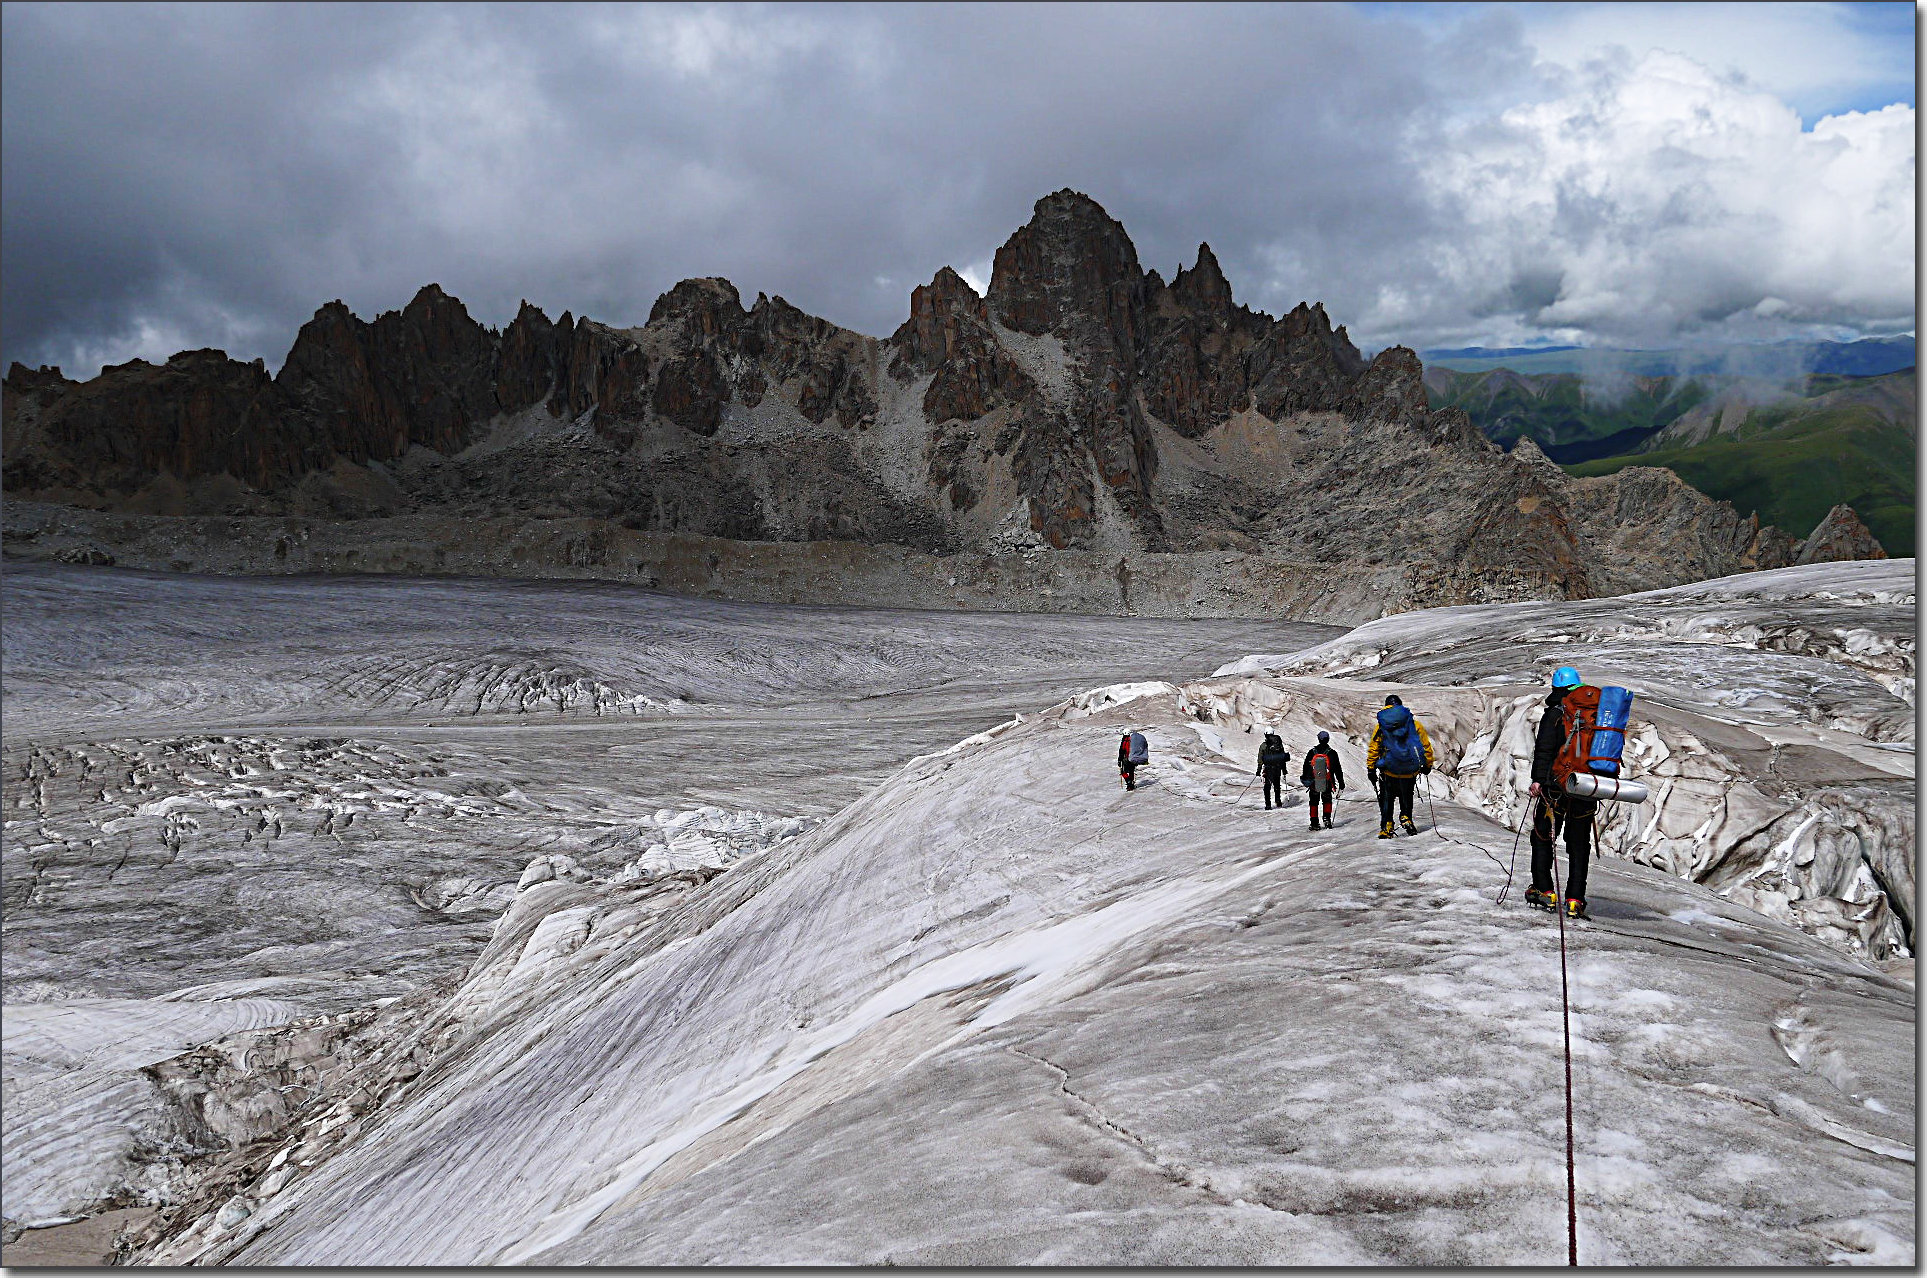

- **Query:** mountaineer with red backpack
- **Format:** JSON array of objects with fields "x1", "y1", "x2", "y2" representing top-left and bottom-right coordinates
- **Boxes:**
[
  {"x1": 1527, "y1": 666, "x2": 1598, "y2": 918},
  {"x1": 1118, "y1": 729, "x2": 1149, "y2": 790},
  {"x1": 1299, "y1": 730, "x2": 1345, "y2": 830},
  {"x1": 1366, "y1": 695, "x2": 1435, "y2": 838}
]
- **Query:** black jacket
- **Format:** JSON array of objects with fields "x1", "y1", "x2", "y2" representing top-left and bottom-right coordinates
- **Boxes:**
[
  {"x1": 1531, "y1": 687, "x2": 1571, "y2": 787},
  {"x1": 1299, "y1": 744, "x2": 1345, "y2": 790},
  {"x1": 1255, "y1": 737, "x2": 1291, "y2": 777}
]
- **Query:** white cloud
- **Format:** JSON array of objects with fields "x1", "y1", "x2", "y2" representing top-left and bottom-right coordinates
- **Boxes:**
[
  {"x1": 1389, "y1": 48, "x2": 1916, "y2": 347},
  {"x1": 0, "y1": 3, "x2": 1913, "y2": 369},
  {"x1": 1516, "y1": 1, "x2": 1915, "y2": 120},
  {"x1": 955, "y1": 258, "x2": 993, "y2": 297}
]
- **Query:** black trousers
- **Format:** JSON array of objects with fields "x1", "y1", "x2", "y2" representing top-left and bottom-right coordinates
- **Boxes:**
[
  {"x1": 1262, "y1": 772, "x2": 1284, "y2": 808},
  {"x1": 1120, "y1": 762, "x2": 1139, "y2": 789},
  {"x1": 1377, "y1": 774, "x2": 1415, "y2": 824},
  {"x1": 1530, "y1": 791, "x2": 1596, "y2": 900},
  {"x1": 1308, "y1": 787, "x2": 1333, "y2": 820}
]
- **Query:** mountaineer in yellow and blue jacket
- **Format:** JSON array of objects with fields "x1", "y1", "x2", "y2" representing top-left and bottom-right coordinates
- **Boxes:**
[{"x1": 1365, "y1": 694, "x2": 1435, "y2": 839}]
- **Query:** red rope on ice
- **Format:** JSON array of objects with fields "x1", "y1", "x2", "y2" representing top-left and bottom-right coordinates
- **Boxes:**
[
  {"x1": 1551, "y1": 848, "x2": 1579, "y2": 1267},
  {"x1": 1422, "y1": 775, "x2": 1579, "y2": 1261}
]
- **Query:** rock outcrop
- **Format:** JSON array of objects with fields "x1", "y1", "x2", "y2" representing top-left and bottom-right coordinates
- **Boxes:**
[
  {"x1": 1797, "y1": 503, "x2": 1889, "y2": 565},
  {"x1": 0, "y1": 190, "x2": 1891, "y2": 618}
]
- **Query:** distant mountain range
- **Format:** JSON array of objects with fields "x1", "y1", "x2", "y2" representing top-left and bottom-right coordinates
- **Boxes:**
[
  {"x1": 1568, "y1": 370, "x2": 1917, "y2": 559},
  {"x1": 1426, "y1": 363, "x2": 1916, "y2": 556},
  {"x1": 1421, "y1": 344, "x2": 1582, "y2": 361},
  {"x1": 2, "y1": 191, "x2": 1888, "y2": 622},
  {"x1": 1421, "y1": 337, "x2": 1916, "y2": 379}
]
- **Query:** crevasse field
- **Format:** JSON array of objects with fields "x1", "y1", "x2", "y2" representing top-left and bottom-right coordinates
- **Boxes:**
[{"x1": 1, "y1": 559, "x2": 1914, "y2": 1266}]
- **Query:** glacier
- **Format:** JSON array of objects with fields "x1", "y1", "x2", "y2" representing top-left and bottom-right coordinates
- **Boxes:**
[{"x1": 1, "y1": 559, "x2": 1913, "y2": 1265}]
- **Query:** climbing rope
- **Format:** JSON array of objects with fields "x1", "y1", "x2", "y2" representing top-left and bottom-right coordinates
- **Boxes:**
[
  {"x1": 1493, "y1": 820, "x2": 1525, "y2": 907},
  {"x1": 1550, "y1": 843, "x2": 1580, "y2": 1266},
  {"x1": 1422, "y1": 774, "x2": 1524, "y2": 905},
  {"x1": 1424, "y1": 774, "x2": 1578, "y2": 1259}
]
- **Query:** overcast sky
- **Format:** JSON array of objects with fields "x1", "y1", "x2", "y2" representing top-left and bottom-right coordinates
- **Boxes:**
[{"x1": 2, "y1": 2, "x2": 1915, "y2": 375}]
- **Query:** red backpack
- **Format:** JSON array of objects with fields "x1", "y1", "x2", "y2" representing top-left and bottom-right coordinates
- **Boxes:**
[
  {"x1": 1310, "y1": 753, "x2": 1331, "y2": 794},
  {"x1": 1550, "y1": 686, "x2": 1605, "y2": 788}
]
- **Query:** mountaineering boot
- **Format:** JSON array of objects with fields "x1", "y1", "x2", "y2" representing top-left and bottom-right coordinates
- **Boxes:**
[
  {"x1": 1399, "y1": 815, "x2": 1419, "y2": 836},
  {"x1": 1525, "y1": 888, "x2": 1556, "y2": 912},
  {"x1": 1323, "y1": 814, "x2": 1334, "y2": 829},
  {"x1": 1309, "y1": 816, "x2": 1320, "y2": 831},
  {"x1": 1564, "y1": 897, "x2": 1588, "y2": 920},
  {"x1": 1378, "y1": 820, "x2": 1394, "y2": 839}
]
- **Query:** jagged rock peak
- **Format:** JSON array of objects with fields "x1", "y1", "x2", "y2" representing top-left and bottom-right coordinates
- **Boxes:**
[
  {"x1": 1170, "y1": 242, "x2": 1234, "y2": 315},
  {"x1": 926, "y1": 264, "x2": 983, "y2": 303},
  {"x1": 987, "y1": 188, "x2": 1143, "y2": 345},
  {"x1": 4, "y1": 362, "x2": 72, "y2": 390},
  {"x1": 1343, "y1": 345, "x2": 1430, "y2": 425},
  {"x1": 496, "y1": 301, "x2": 566, "y2": 417},
  {"x1": 647, "y1": 277, "x2": 747, "y2": 330},
  {"x1": 1508, "y1": 435, "x2": 1557, "y2": 467},
  {"x1": 890, "y1": 267, "x2": 991, "y2": 373},
  {"x1": 1797, "y1": 503, "x2": 1889, "y2": 564}
]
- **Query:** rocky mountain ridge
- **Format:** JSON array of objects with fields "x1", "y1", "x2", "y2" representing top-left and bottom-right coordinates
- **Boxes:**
[{"x1": 1, "y1": 191, "x2": 1885, "y2": 621}]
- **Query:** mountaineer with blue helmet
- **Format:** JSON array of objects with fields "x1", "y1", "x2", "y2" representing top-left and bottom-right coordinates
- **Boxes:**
[
  {"x1": 1526, "y1": 666, "x2": 1597, "y2": 917},
  {"x1": 1365, "y1": 694, "x2": 1434, "y2": 838}
]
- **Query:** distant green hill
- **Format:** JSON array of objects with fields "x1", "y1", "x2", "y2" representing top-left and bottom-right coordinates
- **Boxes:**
[
  {"x1": 1564, "y1": 371, "x2": 1916, "y2": 556},
  {"x1": 1423, "y1": 366, "x2": 1708, "y2": 456}
]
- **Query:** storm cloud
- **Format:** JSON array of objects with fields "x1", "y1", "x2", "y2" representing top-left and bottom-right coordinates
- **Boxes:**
[{"x1": 1, "y1": 2, "x2": 1914, "y2": 375}]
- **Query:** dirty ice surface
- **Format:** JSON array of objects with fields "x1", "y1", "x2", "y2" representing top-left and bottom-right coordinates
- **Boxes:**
[
  {"x1": 5, "y1": 561, "x2": 1915, "y2": 1265},
  {"x1": 41, "y1": 561, "x2": 1908, "y2": 1266},
  {"x1": 173, "y1": 669, "x2": 1911, "y2": 1267},
  {"x1": 1, "y1": 562, "x2": 1331, "y2": 1238},
  {"x1": 1218, "y1": 559, "x2": 1916, "y2": 962}
]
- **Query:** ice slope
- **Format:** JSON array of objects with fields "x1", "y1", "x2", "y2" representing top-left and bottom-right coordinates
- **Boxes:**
[
  {"x1": 1216, "y1": 559, "x2": 1916, "y2": 960},
  {"x1": 144, "y1": 679, "x2": 1913, "y2": 1266},
  {"x1": 2, "y1": 564, "x2": 1333, "y2": 1238},
  {"x1": 1, "y1": 996, "x2": 308, "y2": 1229},
  {"x1": 2, "y1": 563, "x2": 1326, "y2": 1007}
]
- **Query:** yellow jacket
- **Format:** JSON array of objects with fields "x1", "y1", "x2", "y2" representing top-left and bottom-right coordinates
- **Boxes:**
[{"x1": 1366, "y1": 715, "x2": 1435, "y2": 778}]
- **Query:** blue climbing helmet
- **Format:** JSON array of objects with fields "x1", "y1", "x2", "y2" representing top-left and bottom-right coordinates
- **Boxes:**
[{"x1": 1552, "y1": 666, "x2": 1582, "y2": 689}]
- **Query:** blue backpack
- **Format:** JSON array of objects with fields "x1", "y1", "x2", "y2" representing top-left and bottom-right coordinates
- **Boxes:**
[{"x1": 1375, "y1": 705, "x2": 1423, "y2": 774}]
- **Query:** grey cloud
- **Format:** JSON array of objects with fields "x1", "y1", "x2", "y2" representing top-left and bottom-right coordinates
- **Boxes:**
[
  {"x1": 1, "y1": 2, "x2": 1910, "y2": 377},
  {"x1": 1, "y1": 2, "x2": 1483, "y2": 372}
]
